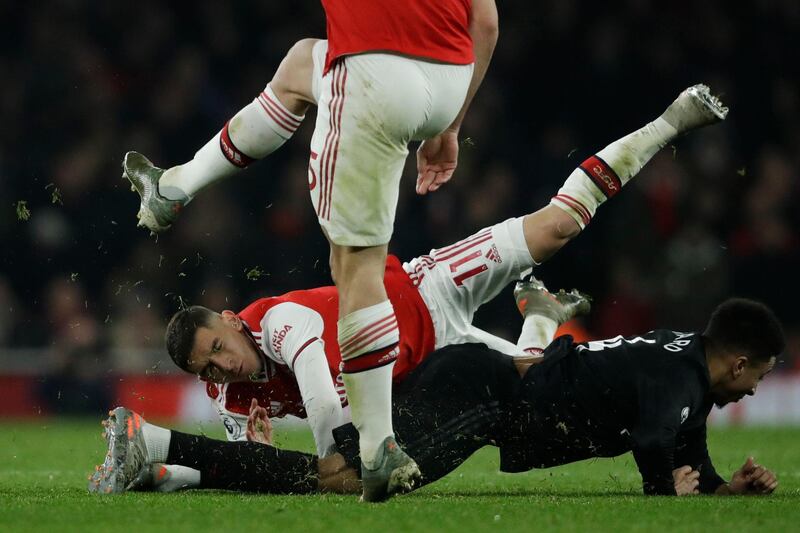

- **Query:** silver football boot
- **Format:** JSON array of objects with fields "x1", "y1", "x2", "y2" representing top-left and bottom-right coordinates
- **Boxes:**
[
  {"x1": 661, "y1": 84, "x2": 728, "y2": 134},
  {"x1": 87, "y1": 407, "x2": 149, "y2": 494},
  {"x1": 122, "y1": 151, "x2": 185, "y2": 233},
  {"x1": 513, "y1": 276, "x2": 591, "y2": 324},
  {"x1": 360, "y1": 436, "x2": 421, "y2": 502}
]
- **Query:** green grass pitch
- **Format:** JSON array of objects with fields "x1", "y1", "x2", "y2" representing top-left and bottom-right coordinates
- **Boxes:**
[{"x1": 1, "y1": 420, "x2": 799, "y2": 532}]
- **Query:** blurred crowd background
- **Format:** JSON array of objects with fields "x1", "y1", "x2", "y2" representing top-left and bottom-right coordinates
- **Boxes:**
[{"x1": 1, "y1": 0, "x2": 799, "y2": 414}]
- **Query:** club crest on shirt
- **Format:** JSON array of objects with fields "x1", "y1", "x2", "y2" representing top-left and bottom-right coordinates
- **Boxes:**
[{"x1": 680, "y1": 406, "x2": 690, "y2": 424}]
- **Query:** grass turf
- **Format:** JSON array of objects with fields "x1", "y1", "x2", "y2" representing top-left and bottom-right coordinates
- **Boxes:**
[{"x1": 1, "y1": 419, "x2": 799, "y2": 532}]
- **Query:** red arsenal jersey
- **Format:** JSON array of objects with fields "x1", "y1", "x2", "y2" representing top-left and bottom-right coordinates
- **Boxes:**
[
  {"x1": 209, "y1": 255, "x2": 436, "y2": 420},
  {"x1": 321, "y1": 0, "x2": 474, "y2": 74}
]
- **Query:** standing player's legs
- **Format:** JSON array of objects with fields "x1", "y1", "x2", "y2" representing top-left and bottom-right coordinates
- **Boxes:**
[
  {"x1": 124, "y1": 38, "x2": 320, "y2": 232},
  {"x1": 308, "y1": 49, "x2": 470, "y2": 501}
]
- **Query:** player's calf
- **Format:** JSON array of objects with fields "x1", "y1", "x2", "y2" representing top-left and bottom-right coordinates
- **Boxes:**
[
  {"x1": 514, "y1": 276, "x2": 591, "y2": 356},
  {"x1": 123, "y1": 41, "x2": 317, "y2": 233}
]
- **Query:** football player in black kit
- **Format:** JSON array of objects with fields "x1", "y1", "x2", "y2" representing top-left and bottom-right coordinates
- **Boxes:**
[{"x1": 90, "y1": 294, "x2": 782, "y2": 497}]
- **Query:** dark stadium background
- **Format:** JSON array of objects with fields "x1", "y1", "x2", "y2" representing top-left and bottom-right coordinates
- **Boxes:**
[{"x1": 1, "y1": 1, "x2": 798, "y2": 416}]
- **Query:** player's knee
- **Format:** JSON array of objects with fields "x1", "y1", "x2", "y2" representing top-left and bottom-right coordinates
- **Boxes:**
[
  {"x1": 272, "y1": 38, "x2": 318, "y2": 106},
  {"x1": 328, "y1": 255, "x2": 339, "y2": 285},
  {"x1": 552, "y1": 215, "x2": 581, "y2": 241},
  {"x1": 523, "y1": 208, "x2": 581, "y2": 263},
  {"x1": 285, "y1": 38, "x2": 319, "y2": 66}
]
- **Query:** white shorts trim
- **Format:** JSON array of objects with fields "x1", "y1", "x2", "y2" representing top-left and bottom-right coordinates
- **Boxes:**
[{"x1": 403, "y1": 217, "x2": 536, "y2": 355}]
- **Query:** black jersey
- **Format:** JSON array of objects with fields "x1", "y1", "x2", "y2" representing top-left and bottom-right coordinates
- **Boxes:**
[
  {"x1": 332, "y1": 337, "x2": 726, "y2": 495},
  {"x1": 501, "y1": 330, "x2": 725, "y2": 495}
]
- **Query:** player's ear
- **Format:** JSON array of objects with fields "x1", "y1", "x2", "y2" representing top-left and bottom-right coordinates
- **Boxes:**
[
  {"x1": 732, "y1": 355, "x2": 748, "y2": 378},
  {"x1": 220, "y1": 310, "x2": 242, "y2": 331}
]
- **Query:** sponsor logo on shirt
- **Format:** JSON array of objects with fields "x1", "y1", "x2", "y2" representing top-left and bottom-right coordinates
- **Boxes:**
[{"x1": 271, "y1": 325, "x2": 293, "y2": 355}]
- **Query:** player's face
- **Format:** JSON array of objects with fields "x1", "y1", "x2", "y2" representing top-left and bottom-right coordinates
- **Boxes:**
[
  {"x1": 713, "y1": 355, "x2": 775, "y2": 407},
  {"x1": 186, "y1": 311, "x2": 263, "y2": 383}
]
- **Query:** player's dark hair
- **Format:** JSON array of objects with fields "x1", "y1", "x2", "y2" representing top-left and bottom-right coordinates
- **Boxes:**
[
  {"x1": 165, "y1": 305, "x2": 217, "y2": 372},
  {"x1": 703, "y1": 298, "x2": 784, "y2": 363}
]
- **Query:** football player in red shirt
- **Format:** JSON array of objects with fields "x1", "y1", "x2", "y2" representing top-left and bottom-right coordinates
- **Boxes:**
[{"x1": 123, "y1": 1, "x2": 499, "y2": 499}]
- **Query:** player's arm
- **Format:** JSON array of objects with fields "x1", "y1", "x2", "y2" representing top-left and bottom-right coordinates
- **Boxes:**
[
  {"x1": 630, "y1": 379, "x2": 687, "y2": 495},
  {"x1": 416, "y1": 0, "x2": 498, "y2": 195},
  {"x1": 449, "y1": 0, "x2": 498, "y2": 135},
  {"x1": 631, "y1": 430, "x2": 679, "y2": 495},
  {"x1": 673, "y1": 423, "x2": 726, "y2": 494},
  {"x1": 674, "y1": 425, "x2": 779, "y2": 495},
  {"x1": 262, "y1": 302, "x2": 344, "y2": 457},
  {"x1": 292, "y1": 340, "x2": 345, "y2": 457},
  {"x1": 675, "y1": 427, "x2": 778, "y2": 495}
]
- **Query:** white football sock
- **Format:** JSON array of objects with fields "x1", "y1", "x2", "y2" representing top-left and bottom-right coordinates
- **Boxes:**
[
  {"x1": 158, "y1": 465, "x2": 201, "y2": 492},
  {"x1": 551, "y1": 116, "x2": 677, "y2": 229},
  {"x1": 141, "y1": 421, "x2": 171, "y2": 464},
  {"x1": 159, "y1": 84, "x2": 304, "y2": 201},
  {"x1": 516, "y1": 315, "x2": 558, "y2": 356},
  {"x1": 342, "y1": 363, "x2": 396, "y2": 467},
  {"x1": 338, "y1": 300, "x2": 400, "y2": 467}
]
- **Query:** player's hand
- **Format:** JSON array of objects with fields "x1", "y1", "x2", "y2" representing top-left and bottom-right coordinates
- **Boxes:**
[
  {"x1": 729, "y1": 457, "x2": 778, "y2": 495},
  {"x1": 416, "y1": 129, "x2": 459, "y2": 195},
  {"x1": 246, "y1": 398, "x2": 273, "y2": 445},
  {"x1": 672, "y1": 465, "x2": 700, "y2": 496}
]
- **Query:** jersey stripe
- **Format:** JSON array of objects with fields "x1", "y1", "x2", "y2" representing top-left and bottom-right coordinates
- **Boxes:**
[
  {"x1": 434, "y1": 233, "x2": 493, "y2": 262},
  {"x1": 434, "y1": 228, "x2": 491, "y2": 256},
  {"x1": 261, "y1": 88, "x2": 302, "y2": 128},
  {"x1": 290, "y1": 337, "x2": 320, "y2": 371},
  {"x1": 339, "y1": 313, "x2": 396, "y2": 354},
  {"x1": 341, "y1": 319, "x2": 398, "y2": 359},
  {"x1": 553, "y1": 193, "x2": 591, "y2": 226},
  {"x1": 257, "y1": 94, "x2": 298, "y2": 135}
]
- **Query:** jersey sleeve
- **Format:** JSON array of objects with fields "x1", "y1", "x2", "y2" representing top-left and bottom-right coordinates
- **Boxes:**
[
  {"x1": 293, "y1": 340, "x2": 344, "y2": 457},
  {"x1": 630, "y1": 375, "x2": 687, "y2": 495},
  {"x1": 674, "y1": 423, "x2": 726, "y2": 494},
  {"x1": 260, "y1": 301, "x2": 343, "y2": 457},
  {"x1": 259, "y1": 302, "x2": 326, "y2": 368}
]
